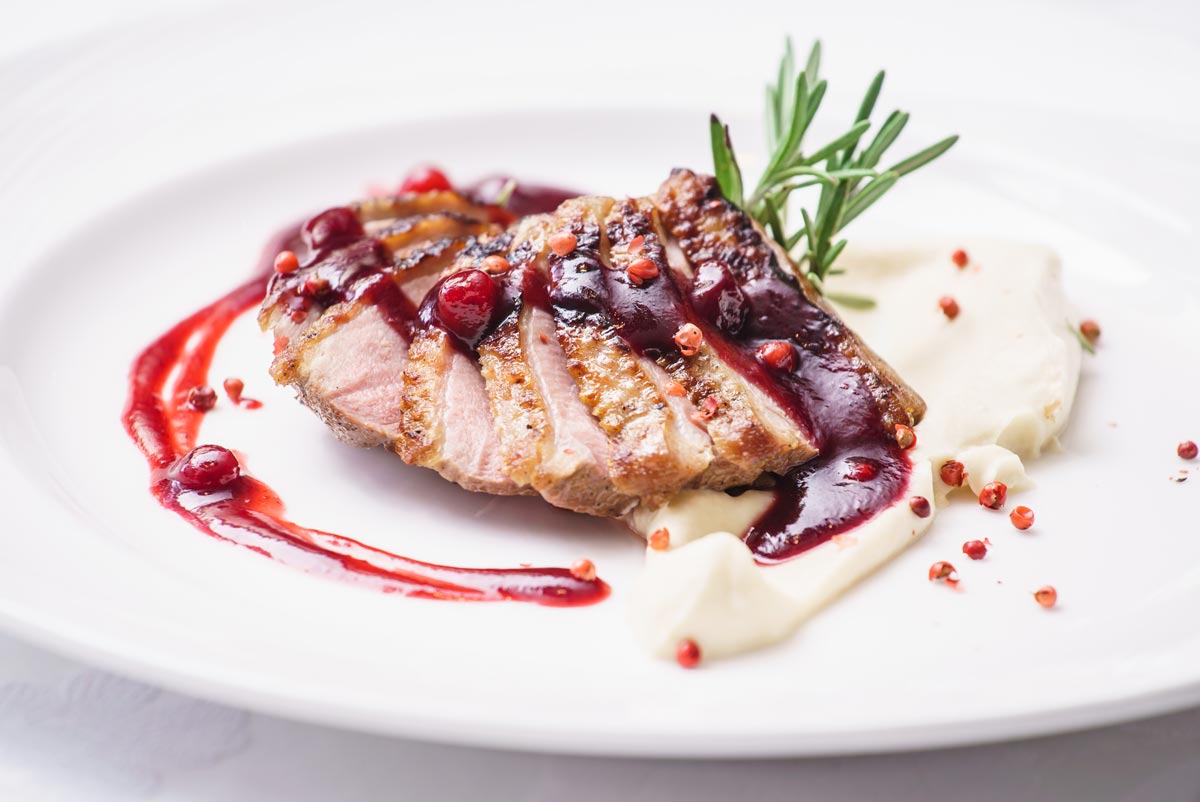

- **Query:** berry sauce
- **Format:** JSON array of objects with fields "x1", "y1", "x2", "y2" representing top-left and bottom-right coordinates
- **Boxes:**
[
  {"x1": 123, "y1": 220, "x2": 607, "y2": 607},
  {"x1": 544, "y1": 198, "x2": 912, "y2": 563}
]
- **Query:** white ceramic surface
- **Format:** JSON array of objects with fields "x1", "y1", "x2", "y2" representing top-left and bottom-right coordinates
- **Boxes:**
[{"x1": 1, "y1": 98, "x2": 1198, "y2": 756}]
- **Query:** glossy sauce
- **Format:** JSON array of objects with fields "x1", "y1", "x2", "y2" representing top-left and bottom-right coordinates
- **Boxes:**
[
  {"x1": 544, "y1": 200, "x2": 911, "y2": 563},
  {"x1": 128, "y1": 167, "x2": 910, "y2": 600}
]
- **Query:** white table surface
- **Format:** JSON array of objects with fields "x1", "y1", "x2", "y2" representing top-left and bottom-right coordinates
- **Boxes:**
[{"x1": 2, "y1": 1, "x2": 1199, "y2": 798}]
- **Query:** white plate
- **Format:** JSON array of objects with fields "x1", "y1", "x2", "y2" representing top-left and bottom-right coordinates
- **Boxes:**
[{"x1": 1, "y1": 106, "x2": 1198, "y2": 757}]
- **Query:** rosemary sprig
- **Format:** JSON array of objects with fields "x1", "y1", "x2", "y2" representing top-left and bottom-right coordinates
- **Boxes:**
[{"x1": 711, "y1": 39, "x2": 958, "y2": 305}]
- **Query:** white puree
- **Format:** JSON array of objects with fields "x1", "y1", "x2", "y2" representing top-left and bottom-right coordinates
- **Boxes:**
[{"x1": 629, "y1": 241, "x2": 1083, "y2": 659}]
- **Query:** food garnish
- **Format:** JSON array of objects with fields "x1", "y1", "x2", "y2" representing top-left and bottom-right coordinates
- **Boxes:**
[
  {"x1": 1177, "y1": 440, "x2": 1198, "y2": 461},
  {"x1": 928, "y1": 561, "x2": 957, "y2": 583},
  {"x1": 940, "y1": 460, "x2": 966, "y2": 487},
  {"x1": 676, "y1": 638, "x2": 702, "y2": 669},
  {"x1": 962, "y1": 540, "x2": 988, "y2": 560},
  {"x1": 938, "y1": 295, "x2": 960, "y2": 320},
  {"x1": 909, "y1": 496, "x2": 931, "y2": 517},
  {"x1": 186, "y1": 384, "x2": 217, "y2": 411},
  {"x1": 978, "y1": 481, "x2": 1008, "y2": 510},
  {"x1": 1034, "y1": 585, "x2": 1058, "y2": 608},
  {"x1": 709, "y1": 39, "x2": 958, "y2": 306},
  {"x1": 274, "y1": 249, "x2": 300, "y2": 274},
  {"x1": 1010, "y1": 505, "x2": 1035, "y2": 530}
]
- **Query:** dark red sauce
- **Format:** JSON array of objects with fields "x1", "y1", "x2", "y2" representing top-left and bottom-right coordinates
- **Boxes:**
[
  {"x1": 127, "y1": 165, "x2": 910, "y2": 598},
  {"x1": 122, "y1": 219, "x2": 607, "y2": 607},
  {"x1": 543, "y1": 199, "x2": 911, "y2": 563}
]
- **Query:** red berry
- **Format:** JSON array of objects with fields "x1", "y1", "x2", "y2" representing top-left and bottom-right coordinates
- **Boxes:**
[
  {"x1": 928, "y1": 561, "x2": 957, "y2": 582},
  {"x1": 436, "y1": 270, "x2": 498, "y2": 342},
  {"x1": 399, "y1": 166, "x2": 453, "y2": 194},
  {"x1": 962, "y1": 540, "x2": 988, "y2": 560},
  {"x1": 673, "y1": 323, "x2": 703, "y2": 356},
  {"x1": 170, "y1": 445, "x2": 240, "y2": 491},
  {"x1": 676, "y1": 638, "x2": 702, "y2": 669},
  {"x1": 909, "y1": 496, "x2": 932, "y2": 517},
  {"x1": 940, "y1": 460, "x2": 965, "y2": 487},
  {"x1": 548, "y1": 232, "x2": 577, "y2": 256},
  {"x1": 302, "y1": 207, "x2": 363, "y2": 251},
  {"x1": 274, "y1": 250, "x2": 300, "y2": 274},
  {"x1": 894, "y1": 424, "x2": 917, "y2": 450},
  {"x1": 648, "y1": 528, "x2": 670, "y2": 551},
  {"x1": 626, "y1": 257, "x2": 660, "y2": 285},
  {"x1": 186, "y1": 385, "x2": 217, "y2": 411},
  {"x1": 273, "y1": 335, "x2": 289, "y2": 356},
  {"x1": 951, "y1": 249, "x2": 969, "y2": 268},
  {"x1": 1010, "y1": 505, "x2": 1035, "y2": 530},
  {"x1": 979, "y1": 481, "x2": 1008, "y2": 510},
  {"x1": 844, "y1": 457, "x2": 879, "y2": 482},
  {"x1": 482, "y1": 254, "x2": 511, "y2": 275},
  {"x1": 939, "y1": 296, "x2": 960, "y2": 320},
  {"x1": 1034, "y1": 585, "x2": 1058, "y2": 608},
  {"x1": 223, "y1": 377, "x2": 245, "y2": 404},
  {"x1": 756, "y1": 340, "x2": 797, "y2": 371},
  {"x1": 570, "y1": 558, "x2": 596, "y2": 581},
  {"x1": 1079, "y1": 319, "x2": 1101, "y2": 345},
  {"x1": 1178, "y1": 440, "x2": 1198, "y2": 460}
]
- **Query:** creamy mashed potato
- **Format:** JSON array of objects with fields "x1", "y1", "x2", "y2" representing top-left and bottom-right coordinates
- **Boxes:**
[{"x1": 629, "y1": 242, "x2": 1082, "y2": 659}]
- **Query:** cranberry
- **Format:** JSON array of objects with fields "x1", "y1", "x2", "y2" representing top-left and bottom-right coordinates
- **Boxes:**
[
  {"x1": 570, "y1": 558, "x2": 596, "y2": 581},
  {"x1": 273, "y1": 336, "x2": 289, "y2": 356},
  {"x1": 939, "y1": 296, "x2": 960, "y2": 320},
  {"x1": 1178, "y1": 440, "x2": 1198, "y2": 460},
  {"x1": 690, "y1": 261, "x2": 748, "y2": 334},
  {"x1": 756, "y1": 340, "x2": 796, "y2": 371},
  {"x1": 951, "y1": 249, "x2": 969, "y2": 268},
  {"x1": 979, "y1": 481, "x2": 1008, "y2": 510},
  {"x1": 1034, "y1": 585, "x2": 1058, "y2": 608},
  {"x1": 676, "y1": 638, "x2": 702, "y2": 669},
  {"x1": 844, "y1": 457, "x2": 879, "y2": 482},
  {"x1": 909, "y1": 496, "x2": 931, "y2": 517},
  {"x1": 399, "y1": 166, "x2": 453, "y2": 194},
  {"x1": 186, "y1": 385, "x2": 217, "y2": 411},
  {"x1": 170, "y1": 445, "x2": 240, "y2": 491},
  {"x1": 628, "y1": 235, "x2": 645, "y2": 254},
  {"x1": 301, "y1": 207, "x2": 363, "y2": 251},
  {"x1": 1010, "y1": 505, "x2": 1034, "y2": 530},
  {"x1": 962, "y1": 540, "x2": 988, "y2": 560},
  {"x1": 940, "y1": 460, "x2": 965, "y2": 487},
  {"x1": 1079, "y1": 319, "x2": 1101, "y2": 345},
  {"x1": 894, "y1": 424, "x2": 917, "y2": 450},
  {"x1": 436, "y1": 270, "x2": 498, "y2": 342}
]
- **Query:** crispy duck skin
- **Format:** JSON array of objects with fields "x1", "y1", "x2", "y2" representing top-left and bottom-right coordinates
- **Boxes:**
[
  {"x1": 603, "y1": 197, "x2": 814, "y2": 486},
  {"x1": 475, "y1": 216, "x2": 638, "y2": 516}
]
